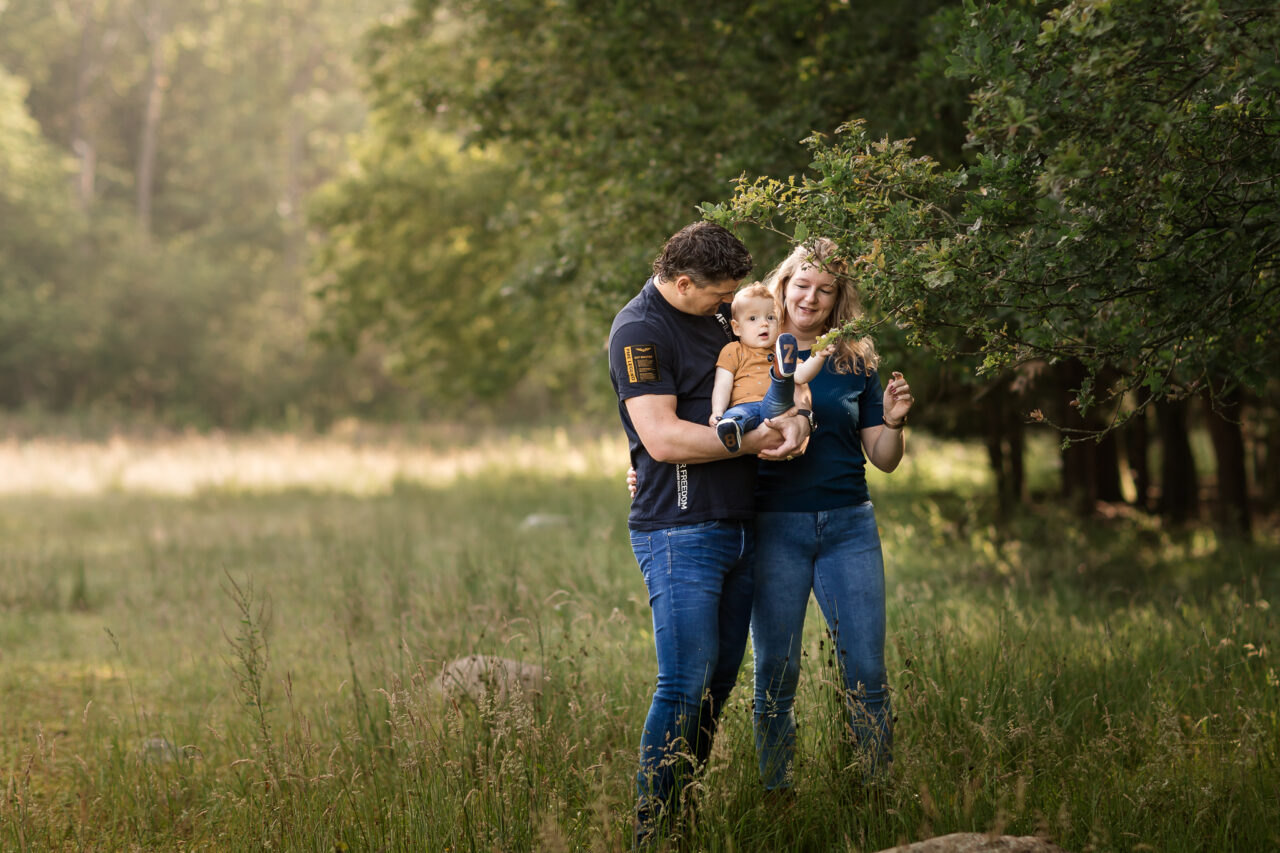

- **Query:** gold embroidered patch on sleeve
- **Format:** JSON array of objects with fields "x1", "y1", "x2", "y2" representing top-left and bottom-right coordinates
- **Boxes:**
[{"x1": 624, "y1": 345, "x2": 660, "y2": 383}]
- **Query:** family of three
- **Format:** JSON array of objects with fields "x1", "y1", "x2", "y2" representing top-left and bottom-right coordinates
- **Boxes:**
[{"x1": 608, "y1": 222, "x2": 916, "y2": 846}]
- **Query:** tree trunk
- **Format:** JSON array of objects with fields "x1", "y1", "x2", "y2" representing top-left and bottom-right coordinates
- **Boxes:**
[
  {"x1": 280, "y1": 0, "x2": 321, "y2": 291},
  {"x1": 1009, "y1": 411, "x2": 1025, "y2": 507},
  {"x1": 71, "y1": 0, "x2": 106, "y2": 211},
  {"x1": 1058, "y1": 361, "x2": 1089, "y2": 512},
  {"x1": 280, "y1": 0, "x2": 322, "y2": 302},
  {"x1": 1155, "y1": 398, "x2": 1198, "y2": 525},
  {"x1": 136, "y1": 7, "x2": 167, "y2": 240},
  {"x1": 1124, "y1": 405, "x2": 1151, "y2": 510},
  {"x1": 1057, "y1": 360, "x2": 1128, "y2": 514},
  {"x1": 983, "y1": 374, "x2": 1025, "y2": 518},
  {"x1": 1093, "y1": 428, "x2": 1124, "y2": 503},
  {"x1": 1256, "y1": 393, "x2": 1280, "y2": 511},
  {"x1": 1204, "y1": 386, "x2": 1252, "y2": 539}
]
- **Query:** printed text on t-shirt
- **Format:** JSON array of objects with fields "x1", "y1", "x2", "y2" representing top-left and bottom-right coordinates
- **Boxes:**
[{"x1": 624, "y1": 345, "x2": 660, "y2": 383}]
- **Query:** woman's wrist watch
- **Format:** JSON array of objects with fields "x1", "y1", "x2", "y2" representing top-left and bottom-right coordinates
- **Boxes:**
[
  {"x1": 796, "y1": 408, "x2": 817, "y2": 433},
  {"x1": 883, "y1": 414, "x2": 907, "y2": 430}
]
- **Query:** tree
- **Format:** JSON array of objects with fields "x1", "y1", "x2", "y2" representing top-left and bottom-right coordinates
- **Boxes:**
[
  {"x1": 709, "y1": 0, "x2": 1280, "y2": 427},
  {"x1": 0, "y1": 0, "x2": 409, "y2": 426},
  {"x1": 0, "y1": 66, "x2": 84, "y2": 407},
  {"x1": 441, "y1": 0, "x2": 970, "y2": 301},
  {"x1": 312, "y1": 0, "x2": 970, "y2": 411}
]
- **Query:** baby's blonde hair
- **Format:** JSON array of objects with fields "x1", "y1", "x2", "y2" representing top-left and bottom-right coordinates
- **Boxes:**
[{"x1": 730, "y1": 282, "x2": 776, "y2": 320}]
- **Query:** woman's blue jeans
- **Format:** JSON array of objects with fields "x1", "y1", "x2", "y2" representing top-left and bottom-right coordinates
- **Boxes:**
[
  {"x1": 629, "y1": 520, "x2": 754, "y2": 829},
  {"x1": 750, "y1": 501, "x2": 891, "y2": 789}
]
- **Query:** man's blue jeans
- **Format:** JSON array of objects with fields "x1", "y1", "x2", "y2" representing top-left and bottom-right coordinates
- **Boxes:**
[
  {"x1": 629, "y1": 520, "x2": 754, "y2": 830},
  {"x1": 750, "y1": 501, "x2": 891, "y2": 789}
]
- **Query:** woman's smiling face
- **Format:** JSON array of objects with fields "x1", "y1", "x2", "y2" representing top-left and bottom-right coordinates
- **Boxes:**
[{"x1": 783, "y1": 265, "x2": 838, "y2": 337}]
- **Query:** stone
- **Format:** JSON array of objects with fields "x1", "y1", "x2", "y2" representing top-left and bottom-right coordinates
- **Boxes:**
[
  {"x1": 137, "y1": 737, "x2": 200, "y2": 763},
  {"x1": 436, "y1": 654, "x2": 545, "y2": 703},
  {"x1": 874, "y1": 834, "x2": 1069, "y2": 853},
  {"x1": 519, "y1": 513, "x2": 569, "y2": 529}
]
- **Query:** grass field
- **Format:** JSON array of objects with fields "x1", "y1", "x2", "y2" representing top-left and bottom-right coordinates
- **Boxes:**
[{"x1": 1, "y1": 428, "x2": 1277, "y2": 851}]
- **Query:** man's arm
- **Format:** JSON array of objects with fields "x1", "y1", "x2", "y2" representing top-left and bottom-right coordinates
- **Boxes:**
[{"x1": 626, "y1": 394, "x2": 798, "y2": 464}]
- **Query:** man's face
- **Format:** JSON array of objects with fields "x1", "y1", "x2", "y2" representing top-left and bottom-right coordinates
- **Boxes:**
[{"x1": 682, "y1": 277, "x2": 739, "y2": 316}]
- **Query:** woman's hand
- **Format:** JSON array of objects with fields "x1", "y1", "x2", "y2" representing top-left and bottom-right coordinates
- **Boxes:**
[
  {"x1": 863, "y1": 371, "x2": 914, "y2": 473},
  {"x1": 884, "y1": 371, "x2": 914, "y2": 427},
  {"x1": 627, "y1": 466, "x2": 638, "y2": 499}
]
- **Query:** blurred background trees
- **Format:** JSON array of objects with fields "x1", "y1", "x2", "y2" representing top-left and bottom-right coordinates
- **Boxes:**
[
  {"x1": 1, "y1": 0, "x2": 1277, "y2": 529},
  {"x1": 0, "y1": 0, "x2": 408, "y2": 427}
]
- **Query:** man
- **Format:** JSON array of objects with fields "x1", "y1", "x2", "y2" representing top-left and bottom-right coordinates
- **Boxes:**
[{"x1": 608, "y1": 222, "x2": 810, "y2": 844}]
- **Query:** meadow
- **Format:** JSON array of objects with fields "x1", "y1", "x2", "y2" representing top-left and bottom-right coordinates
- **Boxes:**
[{"x1": 1, "y1": 428, "x2": 1276, "y2": 852}]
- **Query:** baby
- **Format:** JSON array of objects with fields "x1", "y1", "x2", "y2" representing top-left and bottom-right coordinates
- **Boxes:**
[{"x1": 711, "y1": 282, "x2": 833, "y2": 452}]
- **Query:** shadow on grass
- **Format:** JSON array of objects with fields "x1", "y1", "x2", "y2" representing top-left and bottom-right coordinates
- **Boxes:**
[{"x1": 875, "y1": 481, "x2": 1279, "y2": 607}]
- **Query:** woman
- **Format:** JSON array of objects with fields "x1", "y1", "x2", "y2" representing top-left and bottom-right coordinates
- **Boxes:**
[{"x1": 750, "y1": 238, "x2": 913, "y2": 793}]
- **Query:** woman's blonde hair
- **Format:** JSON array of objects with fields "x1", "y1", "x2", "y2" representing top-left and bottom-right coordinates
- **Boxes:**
[{"x1": 765, "y1": 238, "x2": 878, "y2": 375}]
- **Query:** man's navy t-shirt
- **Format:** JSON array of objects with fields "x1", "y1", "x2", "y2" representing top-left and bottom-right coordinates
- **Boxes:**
[{"x1": 608, "y1": 279, "x2": 758, "y2": 531}]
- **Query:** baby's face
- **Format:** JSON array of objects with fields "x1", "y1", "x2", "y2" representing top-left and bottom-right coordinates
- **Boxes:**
[{"x1": 730, "y1": 296, "x2": 780, "y2": 349}]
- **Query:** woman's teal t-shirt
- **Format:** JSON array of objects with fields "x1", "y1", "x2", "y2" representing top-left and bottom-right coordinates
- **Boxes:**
[{"x1": 754, "y1": 352, "x2": 885, "y2": 512}]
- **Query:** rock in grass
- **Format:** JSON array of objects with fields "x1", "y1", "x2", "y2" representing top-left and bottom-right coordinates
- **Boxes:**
[
  {"x1": 519, "y1": 513, "x2": 569, "y2": 529},
  {"x1": 138, "y1": 737, "x2": 199, "y2": 763},
  {"x1": 437, "y1": 654, "x2": 544, "y2": 703},
  {"x1": 874, "y1": 835, "x2": 1069, "y2": 853}
]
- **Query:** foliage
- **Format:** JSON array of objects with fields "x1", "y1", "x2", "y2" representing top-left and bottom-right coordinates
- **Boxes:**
[
  {"x1": 708, "y1": 0, "x2": 1280, "y2": 426},
  {"x1": 0, "y1": 434, "x2": 1276, "y2": 850},
  {"x1": 310, "y1": 8, "x2": 566, "y2": 405},
  {"x1": 453, "y1": 0, "x2": 970, "y2": 299},
  {"x1": 309, "y1": 0, "x2": 971, "y2": 410},
  {"x1": 1, "y1": 0, "x2": 979, "y2": 422},
  {"x1": 0, "y1": 66, "x2": 80, "y2": 407},
  {"x1": 0, "y1": 0, "x2": 408, "y2": 427}
]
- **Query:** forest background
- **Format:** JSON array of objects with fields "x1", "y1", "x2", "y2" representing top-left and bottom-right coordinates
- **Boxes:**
[{"x1": 3, "y1": 0, "x2": 1279, "y2": 532}]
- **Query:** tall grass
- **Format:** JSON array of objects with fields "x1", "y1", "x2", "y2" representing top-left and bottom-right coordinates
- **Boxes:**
[{"x1": 0, "y1": 431, "x2": 1276, "y2": 851}]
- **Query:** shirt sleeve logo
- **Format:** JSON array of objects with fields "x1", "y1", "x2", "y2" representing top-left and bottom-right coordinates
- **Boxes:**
[{"x1": 624, "y1": 345, "x2": 660, "y2": 383}]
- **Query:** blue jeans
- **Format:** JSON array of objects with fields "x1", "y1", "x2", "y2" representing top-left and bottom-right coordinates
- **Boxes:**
[
  {"x1": 750, "y1": 501, "x2": 891, "y2": 789},
  {"x1": 629, "y1": 520, "x2": 754, "y2": 834},
  {"x1": 721, "y1": 371, "x2": 796, "y2": 433}
]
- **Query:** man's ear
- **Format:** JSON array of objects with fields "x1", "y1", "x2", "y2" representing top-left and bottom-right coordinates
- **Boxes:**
[{"x1": 673, "y1": 274, "x2": 694, "y2": 294}]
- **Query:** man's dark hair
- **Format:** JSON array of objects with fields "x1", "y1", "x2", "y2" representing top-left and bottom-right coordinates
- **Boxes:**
[{"x1": 653, "y1": 222, "x2": 753, "y2": 285}]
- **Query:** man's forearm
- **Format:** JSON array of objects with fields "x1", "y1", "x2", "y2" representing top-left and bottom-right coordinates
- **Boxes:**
[
  {"x1": 644, "y1": 419, "x2": 739, "y2": 464},
  {"x1": 627, "y1": 394, "x2": 738, "y2": 464},
  {"x1": 626, "y1": 394, "x2": 804, "y2": 464},
  {"x1": 642, "y1": 414, "x2": 794, "y2": 463}
]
